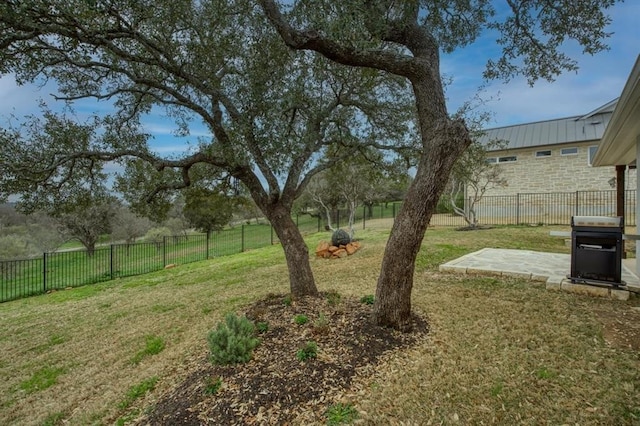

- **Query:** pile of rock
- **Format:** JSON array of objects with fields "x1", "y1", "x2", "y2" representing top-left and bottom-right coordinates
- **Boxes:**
[{"x1": 315, "y1": 240, "x2": 361, "y2": 259}]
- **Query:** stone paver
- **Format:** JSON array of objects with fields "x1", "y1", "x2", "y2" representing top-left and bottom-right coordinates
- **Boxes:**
[{"x1": 439, "y1": 248, "x2": 640, "y2": 299}]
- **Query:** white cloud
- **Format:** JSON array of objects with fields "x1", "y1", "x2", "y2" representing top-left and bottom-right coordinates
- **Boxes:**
[
  {"x1": 1, "y1": 1, "x2": 637, "y2": 136},
  {"x1": 142, "y1": 121, "x2": 212, "y2": 138},
  {"x1": 443, "y1": 0, "x2": 639, "y2": 127}
]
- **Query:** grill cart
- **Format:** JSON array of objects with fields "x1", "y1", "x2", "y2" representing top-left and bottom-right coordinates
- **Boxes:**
[{"x1": 569, "y1": 216, "x2": 624, "y2": 287}]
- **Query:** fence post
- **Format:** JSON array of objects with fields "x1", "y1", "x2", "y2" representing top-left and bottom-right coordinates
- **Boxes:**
[
  {"x1": 206, "y1": 233, "x2": 210, "y2": 260},
  {"x1": 163, "y1": 236, "x2": 167, "y2": 267},
  {"x1": 241, "y1": 225, "x2": 245, "y2": 252},
  {"x1": 110, "y1": 244, "x2": 114, "y2": 280},
  {"x1": 575, "y1": 191, "x2": 579, "y2": 216},
  {"x1": 363, "y1": 205, "x2": 366, "y2": 230},
  {"x1": 43, "y1": 252, "x2": 47, "y2": 294},
  {"x1": 516, "y1": 193, "x2": 520, "y2": 225}
]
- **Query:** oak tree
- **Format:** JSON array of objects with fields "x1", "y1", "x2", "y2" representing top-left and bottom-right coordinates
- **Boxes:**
[
  {"x1": 0, "y1": 0, "x2": 412, "y2": 298},
  {"x1": 259, "y1": 0, "x2": 620, "y2": 328}
]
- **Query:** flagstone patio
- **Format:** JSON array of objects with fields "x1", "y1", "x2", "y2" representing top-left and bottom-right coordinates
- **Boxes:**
[{"x1": 439, "y1": 248, "x2": 640, "y2": 300}]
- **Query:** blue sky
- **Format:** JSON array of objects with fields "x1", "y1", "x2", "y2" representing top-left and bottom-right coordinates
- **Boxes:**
[
  {"x1": 0, "y1": 1, "x2": 638, "y2": 154},
  {"x1": 443, "y1": 1, "x2": 639, "y2": 128}
]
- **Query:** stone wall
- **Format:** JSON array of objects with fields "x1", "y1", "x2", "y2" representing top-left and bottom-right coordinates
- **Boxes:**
[{"x1": 483, "y1": 141, "x2": 637, "y2": 197}]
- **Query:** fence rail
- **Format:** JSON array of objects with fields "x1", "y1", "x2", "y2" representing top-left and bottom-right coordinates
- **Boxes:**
[
  {"x1": 1, "y1": 192, "x2": 636, "y2": 303},
  {"x1": 430, "y1": 190, "x2": 637, "y2": 227},
  {"x1": 0, "y1": 225, "x2": 273, "y2": 303}
]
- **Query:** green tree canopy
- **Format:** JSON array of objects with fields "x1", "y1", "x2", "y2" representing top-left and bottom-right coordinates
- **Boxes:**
[
  {"x1": 259, "y1": 0, "x2": 620, "y2": 328},
  {"x1": 0, "y1": 0, "x2": 415, "y2": 298},
  {"x1": 183, "y1": 187, "x2": 234, "y2": 237}
]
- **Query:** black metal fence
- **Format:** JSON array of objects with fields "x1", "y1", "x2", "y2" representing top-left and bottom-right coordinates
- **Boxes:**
[
  {"x1": 429, "y1": 190, "x2": 637, "y2": 228},
  {"x1": 0, "y1": 226, "x2": 272, "y2": 303},
  {"x1": 1, "y1": 192, "x2": 636, "y2": 302}
]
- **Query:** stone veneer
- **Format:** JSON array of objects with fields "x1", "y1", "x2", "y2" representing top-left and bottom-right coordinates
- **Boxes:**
[{"x1": 483, "y1": 141, "x2": 637, "y2": 197}]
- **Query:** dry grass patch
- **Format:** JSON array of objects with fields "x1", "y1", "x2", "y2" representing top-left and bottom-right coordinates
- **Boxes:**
[
  {"x1": 0, "y1": 223, "x2": 638, "y2": 425},
  {"x1": 353, "y1": 274, "x2": 640, "y2": 424},
  {"x1": 0, "y1": 244, "x2": 291, "y2": 425}
]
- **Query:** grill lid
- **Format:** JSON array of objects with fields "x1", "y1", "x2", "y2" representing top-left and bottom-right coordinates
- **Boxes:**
[{"x1": 571, "y1": 216, "x2": 623, "y2": 227}]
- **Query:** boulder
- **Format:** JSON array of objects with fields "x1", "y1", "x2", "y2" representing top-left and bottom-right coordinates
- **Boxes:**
[
  {"x1": 332, "y1": 248, "x2": 348, "y2": 258},
  {"x1": 315, "y1": 241, "x2": 330, "y2": 257}
]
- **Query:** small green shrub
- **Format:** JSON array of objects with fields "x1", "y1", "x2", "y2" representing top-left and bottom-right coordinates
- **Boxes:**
[
  {"x1": 296, "y1": 341, "x2": 318, "y2": 361},
  {"x1": 326, "y1": 291, "x2": 341, "y2": 306},
  {"x1": 326, "y1": 403, "x2": 358, "y2": 425},
  {"x1": 360, "y1": 294, "x2": 375, "y2": 305},
  {"x1": 283, "y1": 295, "x2": 292, "y2": 306},
  {"x1": 208, "y1": 313, "x2": 260, "y2": 365},
  {"x1": 315, "y1": 312, "x2": 329, "y2": 327},
  {"x1": 256, "y1": 321, "x2": 269, "y2": 333},
  {"x1": 294, "y1": 314, "x2": 309, "y2": 325},
  {"x1": 313, "y1": 312, "x2": 330, "y2": 334},
  {"x1": 204, "y1": 376, "x2": 223, "y2": 395}
]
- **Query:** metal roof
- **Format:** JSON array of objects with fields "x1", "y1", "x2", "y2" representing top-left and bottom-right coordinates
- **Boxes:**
[
  {"x1": 593, "y1": 56, "x2": 640, "y2": 167},
  {"x1": 478, "y1": 99, "x2": 618, "y2": 151}
]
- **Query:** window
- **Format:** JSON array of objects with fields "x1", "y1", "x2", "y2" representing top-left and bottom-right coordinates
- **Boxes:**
[
  {"x1": 485, "y1": 157, "x2": 497, "y2": 164},
  {"x1": 588, "y1": 145, "x2": 598, "y2": 166},
  {"x1": 498, "y1": 156, "x2": 517, "y2": 163},
  {"x1": 535, "y1": 150, "x2": 551, "y2": 158},
  {"x1": 561, "y1": 147, "x2": 578, "y2": 155}
]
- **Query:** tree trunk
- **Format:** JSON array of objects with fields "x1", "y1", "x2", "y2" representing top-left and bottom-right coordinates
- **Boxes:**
[
  {"x1": 374, "y1": 119, "x2": 470, "y2": 330},
  {"x1": 267, "y1": 205, "x2": 319, "y2": 299}
]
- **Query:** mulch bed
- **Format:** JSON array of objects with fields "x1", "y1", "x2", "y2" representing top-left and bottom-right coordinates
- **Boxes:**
[{"x1": 142, "y1": 293, "x2": 428, "y2": 425}]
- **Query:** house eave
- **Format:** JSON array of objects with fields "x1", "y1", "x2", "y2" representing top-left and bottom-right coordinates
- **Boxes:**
[{"x1": 593, "y1": 55, "x2": 640, "y2": 167}]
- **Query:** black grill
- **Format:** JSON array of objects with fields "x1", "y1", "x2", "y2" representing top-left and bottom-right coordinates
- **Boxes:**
[{"x1": 569, "y1": 216, "x2": 624, "y2": 286}]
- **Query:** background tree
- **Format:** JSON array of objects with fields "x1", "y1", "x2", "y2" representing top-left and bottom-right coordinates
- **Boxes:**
[
  {"x1": 0, "y1": 203, "x2": 25, "y2": 228},
  {"x1": 303, "y1": 170, "x2": 342, "y2": 231},
  {"x1": 448, "y1": 139, "x2": 507, "y2": 229},
  {"x1": 110, "y1": 206, "x2": 154, "y2": 245},
  {"x1": 183, "y1": 187, "x2": 234, "y2": 238},
  {"x1": 0, "y1": 1, "x2": 413, "y2": 298},
  {"x1": 0, "y1": 221, "x2": 37, "y2": 260},
  {"x1": 55, "y1": 198, "x2": 117, "y2": 256},
  {"x1": 25, "y1": 212, "x2": 68, "y2": 253},
  {"x1": 328, "y1": 149, "x2": 405, "y2": 236},
  {"x1": 0, "y1": 206, "x2": 66, "y2": 258},
  {"x1": 372, "y1": 159, "x2": 413, "y2": 212},
  {"x1": 259, "y1": 0, "x2": 620, "y2": 329},
  {"x1": 164, "y1": 195, "x2": 192, "y2": 238},
  {"x1": 303, "y1": 149, "x2": 410, "y2": 233},
  {"x1": 233, "y1": 193, "x2": 265, "y2": 225}
]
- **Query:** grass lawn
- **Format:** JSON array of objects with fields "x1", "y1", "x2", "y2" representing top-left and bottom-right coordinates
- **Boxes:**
[{"x1": 1, "y1": 222, "x2": 639, "y2": 425}]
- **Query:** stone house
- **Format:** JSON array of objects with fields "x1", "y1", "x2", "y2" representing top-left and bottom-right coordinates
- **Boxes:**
[{"x1": 477, "y1": 99, "x2": 637, "y2": 197}]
